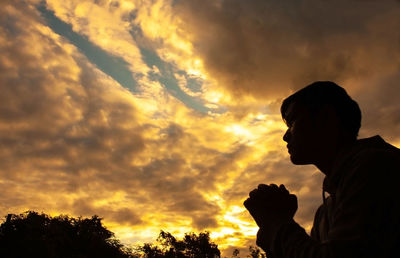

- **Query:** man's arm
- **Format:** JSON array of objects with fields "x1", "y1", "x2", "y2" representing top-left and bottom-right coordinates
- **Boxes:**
[
  {"x1": 245, "y1": 153, "x2": 400, "y2": 258},
  {"x1": 243, "y1": 184, "x2": 298, "y2": 255},
  {"x1": 244, "y1": 184, "x2": 364, "y2": 258}
]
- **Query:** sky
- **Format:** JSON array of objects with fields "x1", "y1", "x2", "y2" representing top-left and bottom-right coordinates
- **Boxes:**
[{"x1": 1, "y1": 0, "x2": 400, "y2": 256}]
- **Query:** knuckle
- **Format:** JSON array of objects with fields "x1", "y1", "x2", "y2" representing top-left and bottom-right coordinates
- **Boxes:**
[
  {"x1": 269, "y1": 183, "x2": 278, "y2": 188},
  {"x1": 249, "y1": 189, "x2": 258, "y2": 196},
  {"x1": 257, "y1": 184, "x2": 268, "y2": 189}
]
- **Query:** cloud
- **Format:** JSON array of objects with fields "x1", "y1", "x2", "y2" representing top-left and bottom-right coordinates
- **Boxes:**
[
  {"x1": 72, "y1": 199, "x2": 142, "y2": 226},
  {"x1": 1, "y1": 2, "x2": 269, "y2": 252},
  {"x1": 45, "y1": 0, "x2": 150, "y2": 77},
  {"x1": 356, "y1": 71, "x2": 400, "y2": 144},
  {"x1": 3, "y1": 1, "x2": 399, "y2": 257},
  {"x1": 174, "y1": 0, "x2": 400, "y2": 100}
]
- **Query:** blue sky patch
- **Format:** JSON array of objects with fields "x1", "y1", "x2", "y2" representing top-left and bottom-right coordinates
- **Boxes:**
[
  {"x1": 38, "y1": 2, "x2": 218, "y2": 113},
  {"x1": 37, "y1": 3, "x2": 137, "y2": 92}
]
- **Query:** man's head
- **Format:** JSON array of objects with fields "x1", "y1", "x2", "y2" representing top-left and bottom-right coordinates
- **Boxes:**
[{"x1": 281, "y1": 81, "x2": 361, "y2": 166}]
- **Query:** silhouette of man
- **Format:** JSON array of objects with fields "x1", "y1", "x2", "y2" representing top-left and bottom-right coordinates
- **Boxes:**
[{"x1": 244, "y1": 81, "x2": 400, "y2": 258}]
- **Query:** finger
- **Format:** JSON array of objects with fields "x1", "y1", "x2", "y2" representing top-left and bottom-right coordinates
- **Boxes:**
[
  {"x1": 243, "y1": 198, "x2": 258, "y2": 210},
  {"x1": 249, "y1": 188, "x2": 259, "y2": 198},
  {"x1": 243, "y1": 199, "x2": 260, "y2": 218},
  {"x1": 257, "y1": 184, "x2": 273, "y2": 197},
  {"x1": 269, "y1": 183, "x2": 279, "y2": 190},
  {"x1": 289, "y1": 194, "x2": 298, "y2": 205},
  {"x1": 279, "y1": 184, "x2": 289, "y2": 194},
  {"x1": 257, "y1": 184, "x2": 282, "y2": 200},
  {"x1": 257, "y1": 184, "x2": 269, "y2": 191},
  {"x1": 243, "y1": 198, "x2": 251, "y2": 208},
  {"x1": 268, "y1": 184, "x2": 279, "y2": 196}
]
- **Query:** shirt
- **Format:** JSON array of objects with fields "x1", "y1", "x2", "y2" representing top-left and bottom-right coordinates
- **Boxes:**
[{"x1": 262, "y1": 136, "x2": 400, "y2": 258}]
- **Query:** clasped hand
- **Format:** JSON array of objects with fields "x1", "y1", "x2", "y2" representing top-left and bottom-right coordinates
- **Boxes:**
[{"x1": 244, "y1": 184, "x2": 298, "y2": 248}]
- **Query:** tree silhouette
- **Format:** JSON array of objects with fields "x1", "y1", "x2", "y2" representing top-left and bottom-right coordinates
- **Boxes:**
[
  {"x1": 231, "y1": 248, "x2": 240, "y2": 257},
  {"x1": 248, "y1": 246, "x2": 266, "y2": 258},
  {"x1": 229, "y1": 246, "x2": 265, "y2": 258},
  {"x1": 0, "y1": 211, "x2": 261, "y2": 258},
  {"x1": 135, "y1": 230, "x2": 220, "y2": 257},
  {"x1": 0, "y1": 211, "x2": 135, "y2": 258}
]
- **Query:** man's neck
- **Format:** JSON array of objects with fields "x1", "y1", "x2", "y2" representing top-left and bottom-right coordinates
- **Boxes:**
[{"x1": 314, "y1": 139, "x2": 355, "y2": 176}]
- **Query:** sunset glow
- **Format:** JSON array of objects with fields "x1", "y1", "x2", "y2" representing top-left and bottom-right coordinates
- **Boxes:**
[{"x1": 1, "y1": 0, "x2": 400, "y2": 256}]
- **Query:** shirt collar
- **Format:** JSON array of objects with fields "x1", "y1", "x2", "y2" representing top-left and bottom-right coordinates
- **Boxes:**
[{"x1": 323, "y1": 135, "x2": 385, "y2": 194}]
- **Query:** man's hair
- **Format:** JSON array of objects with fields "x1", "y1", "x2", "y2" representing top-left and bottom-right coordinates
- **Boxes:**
[{"x1": 281, "y1": 81, "x2": 361, "y2": 140}]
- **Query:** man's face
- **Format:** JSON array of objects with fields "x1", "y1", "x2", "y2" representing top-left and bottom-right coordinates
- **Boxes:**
[{"x1": 283, "y1": 102, "x2": 323, "y2": 165}]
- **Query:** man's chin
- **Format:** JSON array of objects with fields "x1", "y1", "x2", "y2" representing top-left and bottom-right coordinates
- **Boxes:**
[{"x1": 290, "y1": 155, "x2": 311, "y2": 165}]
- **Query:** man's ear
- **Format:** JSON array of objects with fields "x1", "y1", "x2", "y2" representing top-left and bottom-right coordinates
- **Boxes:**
[{"x1": 315, "y1": 105, "x2": 340, "y2": 130}]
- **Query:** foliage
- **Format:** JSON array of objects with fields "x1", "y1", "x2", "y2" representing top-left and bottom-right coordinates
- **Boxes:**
[
  {"x1": 232, "y1": 248, "x2": 240, "y2": 257},
  {"x1": 135, "y1": 230, "x2": 221, "y2": 257},
  {"x1": 0, "y1": 211, "x2": 136, "y2": 258},
  {"x1": 230, "y1": 246, "x2": 265, "y2": 258},
  {"x1": 248, "y1": 245, "x2": 266, "y2": 258},
  {"x1": 0, "y1": 210, "x2": 263, "y2": 258}
]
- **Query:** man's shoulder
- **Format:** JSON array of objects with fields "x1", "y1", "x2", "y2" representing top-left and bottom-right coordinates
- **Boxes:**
[
  {"x1": 324, "y1": 136, "x2": 399, "y2": 194},
  {"x1": 339, "y1": 135, "x2": 400, "y2": 187},
  {"x1": 352, "y1": 136, "x2": 400, "y2": 167}
]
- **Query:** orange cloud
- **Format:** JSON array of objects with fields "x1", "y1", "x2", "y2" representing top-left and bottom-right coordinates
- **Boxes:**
[
  {"x1": 174, "y1": 0, "x2": 400, "y2": 101},
  {"x1": 2, "y1": 1, "x2": 399, "y2": 257}
]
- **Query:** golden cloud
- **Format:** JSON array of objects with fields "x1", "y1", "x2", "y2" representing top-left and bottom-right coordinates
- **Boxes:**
[{"x1": 1, "y1": 1, "x2": 399, "y2": 257}]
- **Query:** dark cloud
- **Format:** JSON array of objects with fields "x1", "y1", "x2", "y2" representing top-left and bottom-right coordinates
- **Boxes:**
[
  {"x1": 191, "y1": 214, "x2": 218, "y2": 229},
  {"x1": 175, "y1": 0, "x2": 400, "y2": 99},
  {"x1": 0, "y1": 0, "x2": 225, "y2": 226},
  {"x1": 72, "y1": 199, "x2": 142, "y2": 226},
  {"x1": 111, "y1": 208, "x2": 143, "y2": 225},
  {"x1": 3, "y1": 1, "x2": 398, "y2": 255},
  {"x1": 0, "y1": 1, "x2": 148, "y2": 215},
  {"x1": 356, "y1": 72, "x2": 400, "y2": 143}
]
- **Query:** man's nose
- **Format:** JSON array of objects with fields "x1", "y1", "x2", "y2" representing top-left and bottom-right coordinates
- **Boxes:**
[{"x1": 283, "y1": 129, "x2": 290, "y2": 142}]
